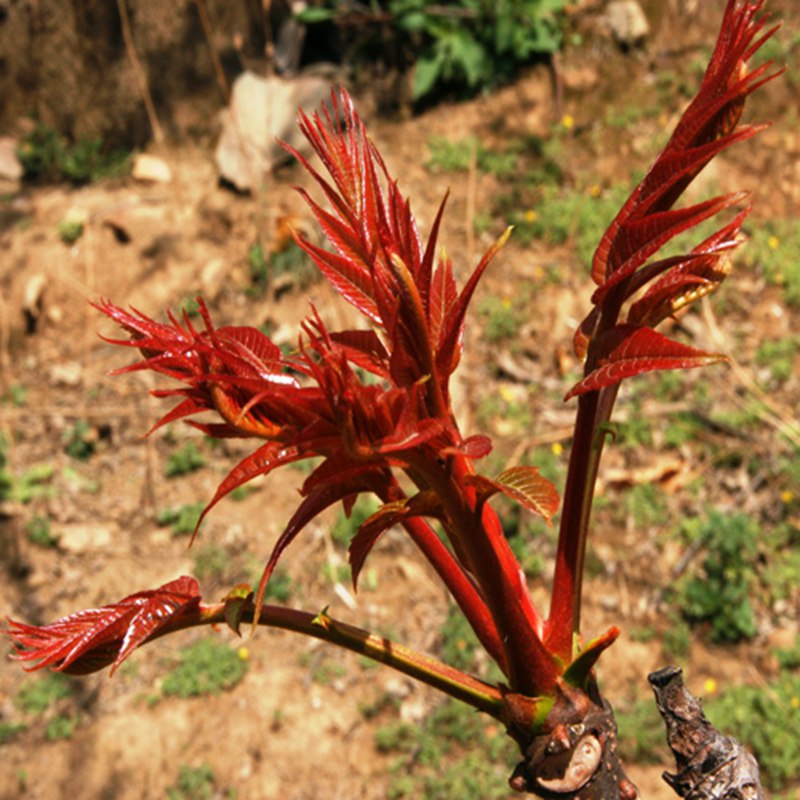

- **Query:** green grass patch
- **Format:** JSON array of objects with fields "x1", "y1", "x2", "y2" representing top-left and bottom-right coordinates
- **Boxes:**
[
  {"x1": 672, "y1": 510, "x2": 759, "y2": 642},
  {"x1": 14, "y1": 673, "x2": 72, "y2": 715},
  {"x1": 161, "y1": 638, "x2": 248, "y2": 699},
  {"x1": 167, "y1": 764, "x2": 217, "y2": 800},
  {"x1": 706, "y1": 670, "x2": 800, "y2": 791},
  {"x1": 377, "y1": 699, "x2": 514, "y2": 800},
  {"x1": 165, "y1": 442, "x2": 206, "y2": 478}
]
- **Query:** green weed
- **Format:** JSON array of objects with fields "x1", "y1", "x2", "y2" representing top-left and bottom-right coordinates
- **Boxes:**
[
  {"x1": 161, "y1": 639, "x2": 248, "y2": 698},
  {"x1": 62, "y1": 419, "x2": 96, "y2": 461},
  {"x1": 248, "y1": 240, "x2": 316, "y2": 295},
  {"x1": 167, "y1": 764, "x2": 217, "y2": 800},
  {"x1": 673, "y1": 510, "x2": 759, "y2": 642},
  {"x1": 14, "y1": 673, "x2": 71, "y2": 715},
  {"x1": 26, "y1": 515, "x2": 58, "y2": 548},
  {"x1": 377, "y1": 699, "x2": 514, "y2": 800},
  {"x1": 157, "y1": 503, "x2": 205, "y2": 536},
  {"x1": 706, "y1": 670, "x2": 800, "y2": 790},
  {"x1": 44, "y1": 714, "x2": 77, "y2": 741},
  {"x1": 18, "y1": 123, "x2": 131, "y2": 184},
  {"x1": 0, "y1": 721, "x2": 27, "y2": 744},
  {"x1": 192, "y1": 544, "x2": 231, "y2": 581},
  {"x1": 331, "y1": 496, "x2": 380, "y2": 548},
  {"x1": 58, "y1": 219, "x2": 84, "y2": 245},
  {"x1": 426, "y1": 136, "x2": 520, "y2": 178},
  {"x1": 165, "y1": 442, "x2": 206, "y2": 478},
  {"x1": 754, "y1": 337, "x2": 799, "y2": 384},
  {"x1": 615, "y1": 698, "x2": 668, "y2": 763},
  {"x1": 740, "y1": 219, "x2": 800, "y2": 307}
]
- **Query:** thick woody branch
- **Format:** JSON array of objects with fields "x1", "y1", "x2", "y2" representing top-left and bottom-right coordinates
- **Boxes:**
[{"x1": 649, "y1": 666, "x2": 765, "y2": 800}]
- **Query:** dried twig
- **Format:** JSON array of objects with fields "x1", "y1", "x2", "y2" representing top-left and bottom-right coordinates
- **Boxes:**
[
  {"x1": 192, "y1": 0, "x2": 230, "y2": 103},
  {"x1": 649, "y1": 666, "x2": 765, "y2": 800},
  {"x1": 116, "y1": 0, "x2": 165, "y2": 144}
]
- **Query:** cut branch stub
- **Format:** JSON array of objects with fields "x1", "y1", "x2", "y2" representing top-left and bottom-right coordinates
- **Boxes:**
[
  {"x1": 507, "y1": 681, "x2": 637, "y2": 799},
  {"x1": 649, "y1": 666, "x2": 765, "y2": 800}
]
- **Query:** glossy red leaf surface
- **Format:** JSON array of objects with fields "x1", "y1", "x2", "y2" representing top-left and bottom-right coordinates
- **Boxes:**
[
  {"x1": 566, "y1": 325, "x2": 727, "y2": 400},
  {"x1": 6, "y1": 577, "x2": 201, "y2": 675},
  {"x1": 467, "y1": 466, "x2": 560, "y2": 525}
]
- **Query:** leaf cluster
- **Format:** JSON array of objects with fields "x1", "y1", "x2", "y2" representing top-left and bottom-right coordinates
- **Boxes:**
[
  {"x1": 299, "y1": 0, "x2": 569, "y2": 101},
  {"x1": 17, "y1": 123, "x2": 131, "y2": 184}
]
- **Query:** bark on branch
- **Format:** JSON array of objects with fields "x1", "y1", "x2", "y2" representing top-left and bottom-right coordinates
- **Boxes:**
[{"x1": 649, "y1": 666, "x2": 765, "y2": 800}]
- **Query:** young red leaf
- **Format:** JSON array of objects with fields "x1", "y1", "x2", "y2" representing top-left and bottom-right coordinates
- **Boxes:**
[
  {"x1": 348, "y1": 491, "x2": 443, "y2": 589},
  {"x1": 565, "y1": 325, "x2": 727, "y2": 400},
  {"x1": 591, "y1": 0, "x2": 780, "y2": 285},
  {"x1": 5, "y1": 577, "x2": 201, "y2": 675},
  {"x1": 466, "y1": 466, "x2": 560, "y2": 525}
]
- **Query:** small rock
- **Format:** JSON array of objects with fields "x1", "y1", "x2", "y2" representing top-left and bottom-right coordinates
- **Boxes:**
[
  {"x1": 132, "y1": 153, "x2": 173, "y2": 183},
  {"x1": 0, "y1": 136, "x2": 23, "y2": 181},
  {"x1": 58, "y1": 523, "x2": 113, "y2": 553},
  {"x1": 606, "y1": 0, "x2": 650, "y2": 48},
  {"x1": 200, "y1": 257, "x2": 230, "y2": 298},
  {"x1": 215, "y1": 71, "x2": 332, "y2": 192},
  {"x1": 22, "y1": 273, "x2": 47, "y2": 333},
  {"x1": 49, "y1": 361, "x2": 83, "y2": 387}
]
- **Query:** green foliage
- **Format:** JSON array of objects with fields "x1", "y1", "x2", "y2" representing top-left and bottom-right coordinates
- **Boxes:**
[
  {"x1": 165, "y1": 442, "x2": 206, "y2": 478},
  {"x1": 661, "y1": 614, "x2": 692, "y2": 660},
  {"x1": 401, "y1": 0, "x2": 568, "y2": 100},
  {"x1": 62, "y1": 419, "x2": 96, "y2": 461},
  {"x1": 706, "y1": 670, "x2": 800, "y2": 790},
  {"x1": 300, "y1": 1, "x2": 568, "y2": 101},
  {"x1": 377, "y1": 699, "x2": 514, "y2": 799},
  {"x1": 157, "y1": 503, "x2": 205, "y2": 536},
  {"x1": 673, "y1": 510, "x2": 759, "y2": 642},
  {"x1": 262, "y1": 569, "x2": 293, "y2": 603},
  {"x1": 622, "y1": 483, "x2": 667, "y2": 530},
  {"x1": 426, "y1": 136, "x2": 520, "y2": 178},
  {"x1": 762, "y1": 522, "x2": 800, "y2": 604},
  {"x1": 740, "y1": 219, "x2": 800, "y2": 307},
  {"x1": 754, "y1": 336, "x2": 799, "y2": 384},
  {"x1": 167, "y1": 764, "x2": 217, "y2": 800},
  {"x1": 44, "y1": 714, "x2": 77, "y2": 741},
  {"x1": 14, "y1": 674, "x2": 71, "y2": 715},
  {"x1": 331, "y1": 496, "x2": 380, "y2": 548},
  {"x1": 192, "y1": 544, "x2": 231, "y2": 581},
  {"x1": 161, "y1": 639, "x2": 248, "y2": 698},
  {"x1": 17, "y1": 123, "x2": 131, "y2": 184},
  {"x1": 439, "y1": 604, "x2": 480, "y2": 672},
  {"x1": 248, "y1": 240, "x2": 316, "y2": 295},
  {"x1": 26, "y1": 515, "x2": 58, "y2": 548},
  {"x1": 58, "y1": 218, "x2": 84, "y2": 245},
  {"x1": 615, "y1": 698, "x2": 668, "y2": 763},
  {"x1": 0, "y1": 721, "x2": 27, "y2": 744},
  {"x1": 513, "y1": 183, "x2": 630, "y2": 270},
  {"x1": 478, "y1": 294, "x2": 525, "y2": 343}
]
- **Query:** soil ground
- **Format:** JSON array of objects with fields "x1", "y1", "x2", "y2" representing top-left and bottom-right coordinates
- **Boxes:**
[{"x1": 1, "y1": 3, "x2": 799, "y2": 799}]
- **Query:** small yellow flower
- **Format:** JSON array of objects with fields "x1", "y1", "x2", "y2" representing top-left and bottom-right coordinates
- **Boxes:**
[
  {"x1": 703, "y1": 677, "x2": 718, "y2": 695},
  {"x1": 499, "y1": 385, "x2": 516, "y2": 403},
  {"x1": 551, "y1": 442, "x2": 564, "y2": 457},
  {"x1": 791, "y1": 696, "x2": 800, "y2": 709},
  {"x1": 562, "y1": 113, "x2": 575, "y2": 130},
  {"x1": 237, "y1": 646, "x2": 250, "y2": 661},
  {"x1": 768, "y1": 235, "x2": 780, "y2": 250},
  {"x1": 501, "y1": 297, "x2": 512, "y2": 310},
  {"x1": 524, "y1": 209, "x2": 538, "y2": 223},
  {"x1": 588, "y1": 184, "x2": 602, "y2": 198},
  {"x1": 781, "y1": 490, "x2": 794, "y2": 504}
]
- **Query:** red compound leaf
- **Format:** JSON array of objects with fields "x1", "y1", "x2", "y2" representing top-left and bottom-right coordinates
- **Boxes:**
[{"x1": 5, "y1": 577, "x2": 202, "y2": 675}]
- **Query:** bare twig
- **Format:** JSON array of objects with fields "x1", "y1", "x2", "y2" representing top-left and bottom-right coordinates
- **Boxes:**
[
  {"x1": 116, "y1": 0, "x2": 165, "y2": 144},
  {"x1": 192, "y1": 0, "x2": 230, "y2": 103}
]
